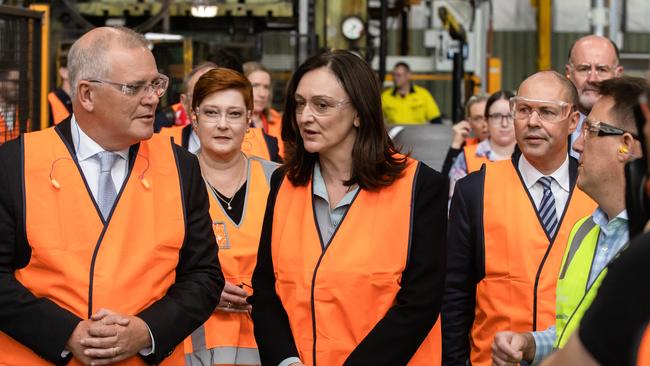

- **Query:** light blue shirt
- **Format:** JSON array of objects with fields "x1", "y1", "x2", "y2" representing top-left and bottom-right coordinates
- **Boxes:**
[{"x1": 530, "y1": 208, "x2": 629, "y2": 364}]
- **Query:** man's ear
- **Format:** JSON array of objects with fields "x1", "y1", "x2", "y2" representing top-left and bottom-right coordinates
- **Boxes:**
[{"x1": 77, "y1": 81, "x2": 95, "y2": 112}]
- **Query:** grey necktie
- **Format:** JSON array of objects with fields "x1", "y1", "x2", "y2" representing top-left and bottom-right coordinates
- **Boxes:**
[{"x1": 96, "y1": 151, "x2": 119, "y2": 219}]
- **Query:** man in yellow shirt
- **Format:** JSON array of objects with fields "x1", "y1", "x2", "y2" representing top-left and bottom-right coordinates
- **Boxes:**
[{"x1": 382, "y1": 62, "x2": 442, "y2": 124}]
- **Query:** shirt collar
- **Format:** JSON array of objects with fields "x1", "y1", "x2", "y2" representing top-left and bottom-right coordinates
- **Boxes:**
[
  {"x1": 518, "y1": 153, "x2": 570, "y2": 193},
  {"x1": 392, "y1": 83, "x2": 415, "y2": 97},
  {"x1": 312, "y1": 161, "x2": 358, "y2": 209},
  {"x1": 592, "y1": 207, "x2": 628, "y2": 228},
  {"x1": 71, "y1": 115, "x2": 130, "y2": 162}
]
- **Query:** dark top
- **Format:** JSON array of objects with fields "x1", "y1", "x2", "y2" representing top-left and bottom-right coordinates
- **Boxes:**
[
  {"x1": 578, "y1": 231, "x2": 650, "y2": 366},
  {"x1": 441, "y1": 146, "x2": 463, "y2": 177},
  {"x1": 208, "y1": 181, "x2": 247, "y2": 225},
  {"x1": 441, "y1": 150, "x2": 579, "y2": 365},
  {"x1": 0, "y1": 119, "x2": 224, "y2": 364},
  {"x1": 47, "y1": 88, "x2": 73, "y2": 126},
  {"x1": 249, "y1": 162, "x2": 448, "y2": 365}
]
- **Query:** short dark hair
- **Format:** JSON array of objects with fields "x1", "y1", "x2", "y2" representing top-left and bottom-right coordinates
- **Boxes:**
[
  {"x1": 282, "y1": 50, "x2": 407, "y2": 190},
  {"x1": 393, "y1": 61, "x2": 410, "y2": 71},
  {"x1": 596, "y1": 76, "x2": 647, "y2": 134},
  {"x1": 484, "y1": 90, "x2": 515, "y2": 119},
  {"x1": 206, "y1": 48, "x2": 243, "y2": 74}
]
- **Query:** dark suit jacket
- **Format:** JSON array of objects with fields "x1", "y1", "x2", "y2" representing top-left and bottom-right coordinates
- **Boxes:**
[
  {"x1": 441, "y1": 149, "x2": 579, "y2": 365},
  {"x1": 0, "y1": 119, "x2": 224, "y2": 364}
]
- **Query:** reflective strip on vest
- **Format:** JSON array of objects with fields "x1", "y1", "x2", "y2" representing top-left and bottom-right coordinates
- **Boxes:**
[
  {"x1": 463, "y1": 143, "x2": 490, "y2": 174},
  {"x1": 0, "y1": 128, "x2": 185, "y2": 366},
  {"x1": 183, "y1": 158, "x2": 277, "y2": 361},
  {"x1": 472, "y1": 159, "x2": 596, "y2": 366},
  {"x1": 271, "y1": 157, "x2": 442, "y2": 366},
  {"x1": 185, "y1": 347, "x2": 261, "y2": 366},
  {"x1": 47, "y1": 92, "x2": 70, "y2": 125}
]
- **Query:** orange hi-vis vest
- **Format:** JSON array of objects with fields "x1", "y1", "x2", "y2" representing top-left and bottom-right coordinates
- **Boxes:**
[
  {"x1": 184, "y1": 157, "x2": 276, "y2": 364},
  {"x1": 463, "y1": 143, "x2": 490, "y2": 174},
  {"x1": 637, "y1": 323, "x2": 650, "y2": 366},
  {"x1": 469, "y1": 159, "x2": 596, "y2": 366},
  {"x1": 242, "y1": 127, "x2": 271, "y2": 161},
  {"x1": 47, "y1": 91, "x2": 70, "y2": 125},
  {"x1": 159, "y1": 124, "x2": 185, "y2": 146},
  {"x1": 0, "y1": 128, "x2": 186, "y2": 366},
  {"x1": 464, "y1": 137, "x2": 480, "y2": 146},
  {"x1": 271, "y1": 158, "x2": 442, "y2": 366}
]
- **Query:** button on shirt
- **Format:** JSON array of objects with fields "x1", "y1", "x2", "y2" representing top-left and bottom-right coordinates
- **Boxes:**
[
  {"x1": 530, "y1": 208, "x2": 630, "y2": 363},
  {"x1": 518, "y1": 154, "x2": 571, "y2": 220}
]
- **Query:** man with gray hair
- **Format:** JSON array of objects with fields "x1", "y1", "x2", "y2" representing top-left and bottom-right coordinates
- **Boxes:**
[
  {"x1": 0, "y1": 26, "x2": 223, "y2": 365},
  {"x1": 566, "y1": 35, "x2": 623, "y2": 158}
]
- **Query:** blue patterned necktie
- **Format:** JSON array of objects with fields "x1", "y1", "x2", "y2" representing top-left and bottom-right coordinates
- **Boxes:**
[
  {"x1": 96, "y1": 151, "x2": 118, "y2": 220},
  {"x1": 538, "y1": 176, "x2": 559, "y2": 238}
]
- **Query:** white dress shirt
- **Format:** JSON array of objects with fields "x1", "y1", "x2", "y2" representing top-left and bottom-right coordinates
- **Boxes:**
[
  {"x1": 518, "y1": 153, "x2": 571, "y2": 219},
  {"x1": 71, "y1": 116, "x2": 129, "y2": 199}
]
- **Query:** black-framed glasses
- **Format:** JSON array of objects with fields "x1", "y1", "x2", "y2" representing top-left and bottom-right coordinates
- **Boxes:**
[
  {"x1": 86, "y1": 74, "x2": 169, "y2": 98},
  {"x1": 582, "y1": 118, "x2": 639, "y2": 140},
  {"x1": 487, "y1": 113, "x2": 513, "y2": 125}
]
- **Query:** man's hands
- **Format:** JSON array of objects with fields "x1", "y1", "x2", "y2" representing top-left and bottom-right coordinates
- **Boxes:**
[
  {"x1": 66, "y1": 308, "x2": 152, "y2": 366},
  {"x1": 216, "y1": 281, "x2": 252, "y2": 313},
  {"x1": 451, "y1": 121, "x2": 472, "y2": 149},
  {"x1": 492, "y1": 331, "x2": 536, "y2": 366}
]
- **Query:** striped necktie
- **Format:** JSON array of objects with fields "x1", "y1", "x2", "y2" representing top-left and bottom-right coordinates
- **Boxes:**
[
  {"x1": 538, "y1": 176, "x2": 558, "y2": 238},
  {"x1": 96, "y1": 151, "x2": 118, "y2": 220}
]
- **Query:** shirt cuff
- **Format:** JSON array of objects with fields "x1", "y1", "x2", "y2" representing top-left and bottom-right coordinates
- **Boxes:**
[
  {"x1": 138, "y1": 321, "x2": 155, "y2": 356},
  {"x1": 278, "y1": 356, "x2": 302, "y2": 366},
  {"x1": 531, "y1": 326, "x2": 557, "y2": 364}
]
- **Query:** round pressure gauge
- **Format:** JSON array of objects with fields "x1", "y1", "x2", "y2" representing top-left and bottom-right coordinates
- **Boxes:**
[{"x1": 341, "y1": 16, "x2": 365, "y2": 41}]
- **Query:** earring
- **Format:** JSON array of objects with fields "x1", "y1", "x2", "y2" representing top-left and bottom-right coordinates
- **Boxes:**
[{"x1": 618, "y1": 145, "x2": 629, "y2": 154}]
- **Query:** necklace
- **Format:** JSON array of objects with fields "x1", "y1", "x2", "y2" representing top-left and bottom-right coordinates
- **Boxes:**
[{"x1": 202, "y1": 154, "x2": 248, "y2": 211}]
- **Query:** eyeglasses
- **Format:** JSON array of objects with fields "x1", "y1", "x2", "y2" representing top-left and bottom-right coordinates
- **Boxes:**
[
  {"x1": 568, "y1": 63, "x2": 618, "y2": 78},
  {"x1": 581, "y1": 118, "x2": 639, "y2": 140},
  {"x1": 87, "y1": 74, "x2": 169, "y2": 98},
  {"x1": 510, "y1": 96, "x2": 575, "y2": 124},
  {"x1": 295, "y1": 96, "x2": 351, "y2": 117},
  {"x1": 487, "y1": 113, "x2": 513, "y2": 125},
  {"x1": 468, "y1": 115, "x2": 486, "y2": 124},
  {"x1": 195, "y1": 107, "x2": 249, "y2": 125}
]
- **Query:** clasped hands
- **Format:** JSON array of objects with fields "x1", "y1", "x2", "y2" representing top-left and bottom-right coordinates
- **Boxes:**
[
  {"x1": 216, "y1": 281, "x2": 252, "y2": 313},
  {"x1": 66, "y1": 308, "x2": 151, "y2": 366}
]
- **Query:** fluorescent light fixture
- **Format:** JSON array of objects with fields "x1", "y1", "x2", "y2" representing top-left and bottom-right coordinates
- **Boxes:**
[
  {"x1": 145, "y1": 33, "x2": 184, "y2": 41},
  {"x1": 191, "y1": 3, "x2": 218, "y2": 17}
]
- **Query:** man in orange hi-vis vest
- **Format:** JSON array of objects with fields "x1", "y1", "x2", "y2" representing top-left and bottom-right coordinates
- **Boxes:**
[
  {"x1": 0, "y1": 26, "x2": 223, "y2": 366},
  {"x1": 443, "y1": 71, "x2": 597, "y2": 366}
]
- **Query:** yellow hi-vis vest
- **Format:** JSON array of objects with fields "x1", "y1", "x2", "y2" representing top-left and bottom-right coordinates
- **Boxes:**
[{"x1": 554, "y1": 216, "x2": 606, "y2": 348}]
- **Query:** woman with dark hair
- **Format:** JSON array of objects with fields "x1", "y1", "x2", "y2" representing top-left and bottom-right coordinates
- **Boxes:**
[
  {"x1": 448, "y1": 90, "x2": 517, "y2": 202},
  {"x1": 249, "y1": 50, "x2": 447, "y2": 366},
  {"x1": 184, "y1": 68, "x2": 278, "y2": 366}
]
